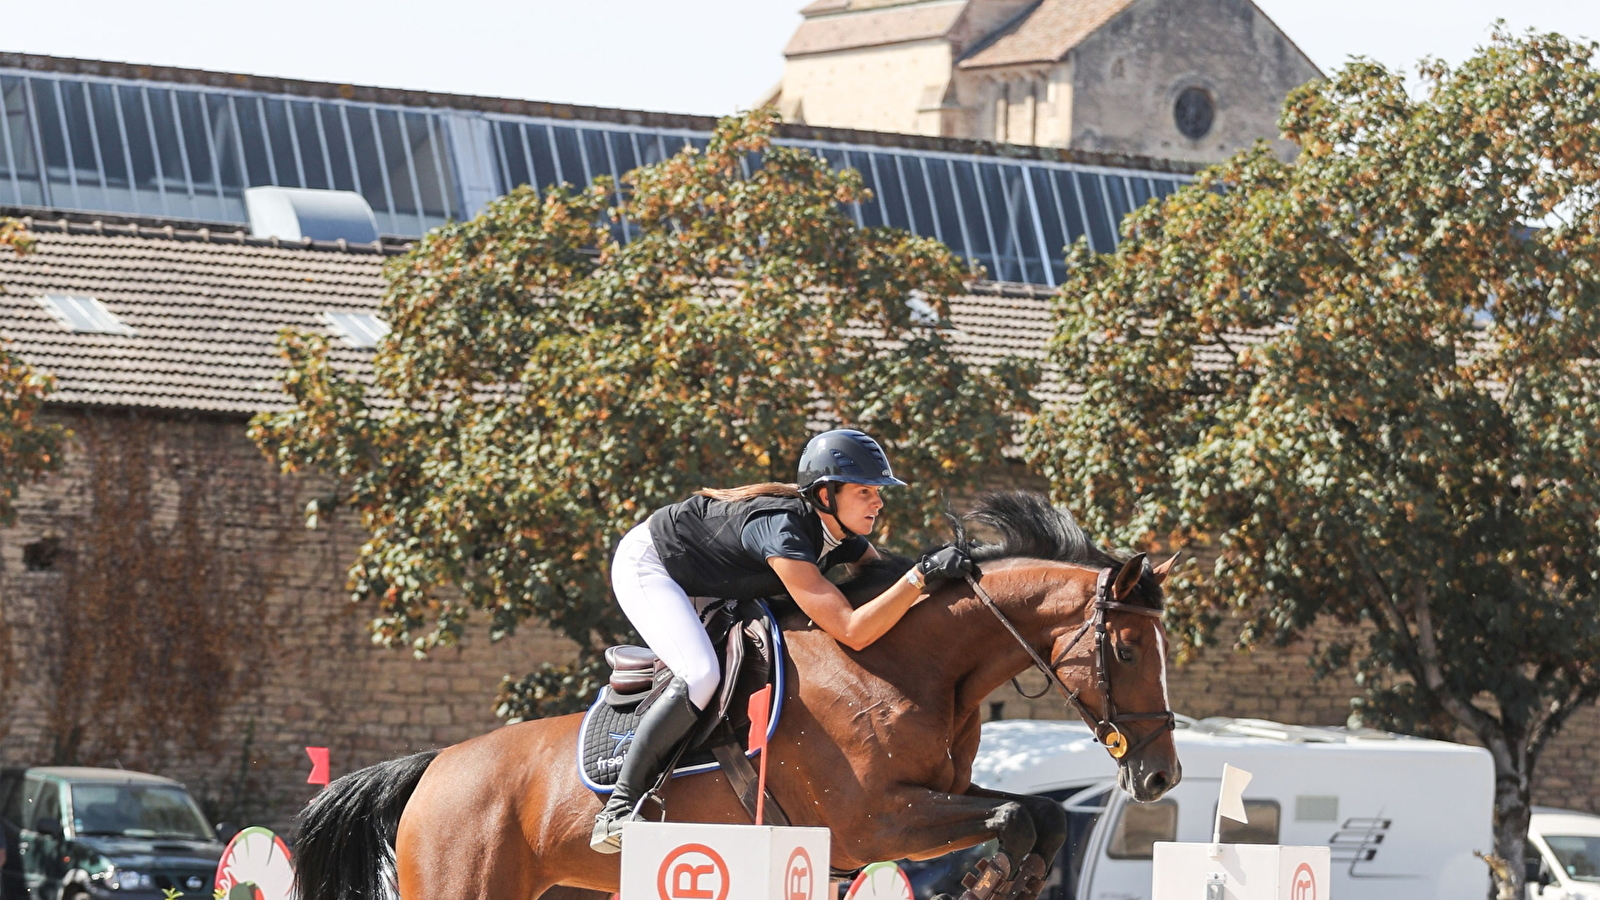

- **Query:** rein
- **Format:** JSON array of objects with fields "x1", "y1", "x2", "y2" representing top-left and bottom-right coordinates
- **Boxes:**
[{"x1": 963, "y1": 568, "x2": 1176, "y2": 760}]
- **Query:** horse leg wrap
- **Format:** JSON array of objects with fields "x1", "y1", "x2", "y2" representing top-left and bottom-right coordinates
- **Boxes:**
[
  {"x1": 998, "y1": 854, "x2": 1049, "y2": 900},
  {"x1": 957, "y1": 852, "x2": 1013, "y2": 900}
]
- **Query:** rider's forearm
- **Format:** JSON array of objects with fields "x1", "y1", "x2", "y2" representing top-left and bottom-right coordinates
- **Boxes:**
[{"x1": 836, "y1": 575, "x2": 925, "y2": 651}]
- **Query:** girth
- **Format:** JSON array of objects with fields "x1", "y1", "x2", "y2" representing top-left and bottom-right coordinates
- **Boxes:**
[{"x1": 963, "y1": 566, "x2": 1175, "y2": 760}]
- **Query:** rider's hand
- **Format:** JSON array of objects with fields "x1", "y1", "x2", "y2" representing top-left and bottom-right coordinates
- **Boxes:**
[{"x1": 917, "y1": 545, "x2": 973, "y2": 586}]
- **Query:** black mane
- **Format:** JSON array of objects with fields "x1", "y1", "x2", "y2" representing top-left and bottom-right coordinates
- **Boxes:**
[{"x1": 957, "y1": 491, "x2": 1164, "y2": 609}]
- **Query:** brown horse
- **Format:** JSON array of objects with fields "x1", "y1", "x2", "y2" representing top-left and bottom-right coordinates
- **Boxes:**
[{"x1": 292, "y1": 492, "x2": 1181, "y2": 900}]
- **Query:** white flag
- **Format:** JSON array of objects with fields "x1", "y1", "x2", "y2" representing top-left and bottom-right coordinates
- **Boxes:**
[{"x1": 1218, "y1": 764, "x2": 1253, "y2": 824}]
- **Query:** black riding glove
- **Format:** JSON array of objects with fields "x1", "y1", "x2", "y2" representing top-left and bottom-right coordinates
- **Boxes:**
[{"x1": 916, "y1": 545, "x2": 973, "y2": 586}]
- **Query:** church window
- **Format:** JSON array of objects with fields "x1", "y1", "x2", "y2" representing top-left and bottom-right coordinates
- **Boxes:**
[{"x1": 1174, "y1": 87, "x2": 1215, "y2": 140}]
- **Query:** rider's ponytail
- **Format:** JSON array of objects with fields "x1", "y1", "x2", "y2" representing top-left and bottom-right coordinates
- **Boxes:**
[{"x1": 695, "y1": 483, "x2": 802, "y2": 502}]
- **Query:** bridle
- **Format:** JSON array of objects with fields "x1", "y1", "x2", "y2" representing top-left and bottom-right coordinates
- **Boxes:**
[{"x1": 964, "y1": 567, "x2": 1177, "y2": 761}]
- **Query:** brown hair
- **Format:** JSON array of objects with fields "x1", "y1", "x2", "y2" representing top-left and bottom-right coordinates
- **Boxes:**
[{"x1": 694, "y1": 482, "x2": 803, "y2": 502}]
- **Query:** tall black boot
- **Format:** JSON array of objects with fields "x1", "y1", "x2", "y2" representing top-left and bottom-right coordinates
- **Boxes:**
[{"x1": 590, "y1": 677, "x2": 702, "y2": 854}]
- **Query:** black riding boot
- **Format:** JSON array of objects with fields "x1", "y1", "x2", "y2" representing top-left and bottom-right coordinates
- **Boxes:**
[{"x1": 590, "y1": 677, "x2": 702, "y2": 854}]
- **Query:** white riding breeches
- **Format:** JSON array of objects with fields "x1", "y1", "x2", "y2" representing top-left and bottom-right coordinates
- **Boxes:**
[{"x1": 611, "y1": 523, "x2": 720, "y2": 710}]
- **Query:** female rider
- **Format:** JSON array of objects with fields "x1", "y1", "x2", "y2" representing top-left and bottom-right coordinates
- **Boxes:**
[{"x1": 592, "y1": 429, "x2": 973, "y2": 853}]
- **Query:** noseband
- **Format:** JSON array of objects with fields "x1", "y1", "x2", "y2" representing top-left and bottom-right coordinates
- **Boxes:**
[{"x1": 964, "y1": 568, "x2": 1176, "y2": 760}]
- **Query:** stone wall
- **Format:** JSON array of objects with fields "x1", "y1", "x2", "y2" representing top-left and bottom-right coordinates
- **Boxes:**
[{"x1": 0, "y1": 409, "x2": 575, "y2": 831}]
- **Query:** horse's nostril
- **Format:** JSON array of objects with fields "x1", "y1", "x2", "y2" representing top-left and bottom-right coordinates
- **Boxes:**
[{"x1": 1145, "y1": 770, "x2": 1170, "y2": 793}]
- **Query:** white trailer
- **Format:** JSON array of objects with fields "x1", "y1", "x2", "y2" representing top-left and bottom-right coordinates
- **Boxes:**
[{"x1": 903, "y1": 717, "x2": 1495, "y2": 900}]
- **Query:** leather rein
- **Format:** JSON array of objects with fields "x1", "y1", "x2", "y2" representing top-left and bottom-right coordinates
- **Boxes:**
[{"x1": 963, "y1": 567, "x2": 1176, "y2": 760}]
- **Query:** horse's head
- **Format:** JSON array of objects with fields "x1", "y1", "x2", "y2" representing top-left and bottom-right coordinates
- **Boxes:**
[
  {"x1": 1054, "y1": 551, "x2": 1181, "y2": 803},
  {"x1": 962, "y1": 492, "x2": 1182, "y2": 803}
]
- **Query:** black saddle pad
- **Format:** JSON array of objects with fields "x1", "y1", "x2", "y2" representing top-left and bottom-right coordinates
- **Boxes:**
[{"x1": 577, "y1": 601, "x2": 784, "y2": 793}]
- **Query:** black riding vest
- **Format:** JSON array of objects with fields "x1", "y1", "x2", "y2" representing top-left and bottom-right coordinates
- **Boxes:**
[{"x1": 646, "y1": 494, "x2": 863, "y2": 600}]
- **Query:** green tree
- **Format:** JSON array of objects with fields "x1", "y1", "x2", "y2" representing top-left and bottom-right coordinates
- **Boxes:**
[
  {"x1": 0, "y1": 219, "x2": 65, "y2": 523},
  {"x1": 251, "y1": 110, "x2": 1034, "y2": 719},
  {"x1": 1025, "y1": 31, "x2": 1600, "y2": 895}
]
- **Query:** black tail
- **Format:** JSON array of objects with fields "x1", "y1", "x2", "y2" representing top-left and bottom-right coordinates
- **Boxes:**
[{"x1": 292, "y1": 749, "x2": 441, "y2": 900}]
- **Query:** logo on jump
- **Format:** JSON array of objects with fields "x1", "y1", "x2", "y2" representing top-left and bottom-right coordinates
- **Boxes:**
[
  {"x1": 657, "y1": 843, "x2": 729, "y2": 900},
  {"x1": 785, "y1": 847, "x2": 815, "y2": 900},
  {"x1": 1290, "y1": 863, "x2": 1317, "y2": 900}
]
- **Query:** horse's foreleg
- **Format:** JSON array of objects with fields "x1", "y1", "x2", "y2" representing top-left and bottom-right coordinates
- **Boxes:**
[{"x1": 961, "y1": 785, "x2": 1068, "y2": 865}]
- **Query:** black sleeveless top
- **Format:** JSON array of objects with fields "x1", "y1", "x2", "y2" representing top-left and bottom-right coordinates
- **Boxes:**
[{"x1": 646, "y1": 494, "x2": 869, "y2": 600}]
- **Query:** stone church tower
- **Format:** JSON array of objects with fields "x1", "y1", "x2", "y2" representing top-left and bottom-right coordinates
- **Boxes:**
[{"x1": 766, "y1": 0, "x2": 1322, "y2": 162}]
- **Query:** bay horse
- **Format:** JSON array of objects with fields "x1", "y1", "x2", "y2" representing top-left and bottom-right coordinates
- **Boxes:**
[{"x1": 293, "y1": 492, "x2": 1181, "y2": 900}]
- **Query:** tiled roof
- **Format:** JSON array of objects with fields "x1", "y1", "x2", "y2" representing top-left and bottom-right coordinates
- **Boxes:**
[
  {"x1": 785, "y1": 2, "x2": 969, "y2": 56},
  {"x1": 959, "y1": 0, "x2": 1136, "y2": 68},
  {"x1": 0, "y1": 222, "x2": 393, "y2": 414},
  {"x1": 0, "y1": 221, "x2": 1066, "y2": 415}
]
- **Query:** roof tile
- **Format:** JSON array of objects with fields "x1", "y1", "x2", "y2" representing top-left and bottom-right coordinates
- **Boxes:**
[{"x1": 959, "y1": 0, "x2": 1136, "y2": 68}]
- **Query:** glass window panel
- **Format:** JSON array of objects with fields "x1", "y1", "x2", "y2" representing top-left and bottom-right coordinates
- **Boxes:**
[
  {"x1": 844, "y1": 151, "x2": 885, "y2": 228},
  {"x1": 234, "y1": 97, "x2": 274, "y2": 186},
  {"x1": 686, "y1": 136, "x2": 710, "y2": 153},
  {"x1": 114, "y1": 86, "x2": 159, "y2": 204},
  {"x1": 31, "y1": 80, "x2": 78, "y2": 202},
  {"x1": 871, "y1": 153, "x2": 911, "y2": 231},
  {"x1": 262, "y1": 98, "x2": 300, "y2": 187},
  {"x1": 525, "y1": 124, "x2": 559, "y2": 190},
  {"x1": 203, "y1": 94, "x2": 248, "y2": 215},
  {"x1": 375, "y1": 109, "x2": 417, "y2": 221},
  {"x1": 608, "y1": 131, "x2": 640, "y2": 182},
  {"x1": 582, "y1": 129, "x2": 615, "y2": 183},
  {"x1": 1075, "y1": 171, "x2": 1114, "y2": 253},
  {"x1": 551, "y1": 125, "x2": 585, "y2": 185},
  {"x1": 344, "y1": 107, "x2": 391, "y2": 221},
  {"x1": 951, "y1": 160, "x2": 993, "y2": 271},
  {"x1": 634, "y1": 131, "x2": 670, "y2": 167},
  {"x1": 145, "y1": 89, "x2": 189, "y2": 201},
  {"x1": 1216, "y1": 801, "x2": 1280, "y2": 845},
  {"x1": 1129, "y1": 175, "x2": 1154, "y2": 208},
  {"x1": 1103, "y1": 174, "x2": 1133, "y2": 231},
  {"x1": 904, "y1": 156, "x2": 936, "y2": 241},
  {"x1": 86, "y1": 83, "x2": 131, "y2": 204},
  {"x1": 1030, "y1": 168, "x2": 1067, "y2": 285},
  {"x1": 1152, "y1": 177, "x2": 1180, "y2": 199},
  {"x1": 290, "y1": 101, "x2": 329, "y2": 190},
  {"x1": 1108, "y1": 798, "x2": 1177, "y2": 859},
  {"x1": 402, "y1": 111, "x2": 448, "y2": 220},
  {"x1": 1, "y1": 76, "x2": 43, "y2": 206},
  {"x1": 173, "y1": 91, "x2": 214, "y2": 196},
  {"x1": 924, "y1": 157, "x2": 965, "y2": 255},
  {"x1": 318, "y1": 104, "x2": 357, "y2": 193},
  {"x1": 979, "y1": 162, "x2": 1030, "y2": 282},
  {"x1": 494, "y1": 120, "x2": 531, "y2": 189},
  {"x1": 60, "y1": 80, "x2": 104, "y2": 204}
]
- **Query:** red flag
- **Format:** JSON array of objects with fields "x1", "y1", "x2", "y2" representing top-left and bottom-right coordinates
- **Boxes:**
[
  {"x1": 747, "y1": 685, "x2": 773, "y2": 752},
  {"x1": 305, "y1": 747, "x2": 330, "y2": 786}
]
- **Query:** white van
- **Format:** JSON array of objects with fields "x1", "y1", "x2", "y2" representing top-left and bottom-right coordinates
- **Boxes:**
[
  {"x1": 901, "y1": 717, "x2": 1495, "y2": 900},
  {"x1": 1529, "y1": 808, "x2": 1600, "y2": 900}
]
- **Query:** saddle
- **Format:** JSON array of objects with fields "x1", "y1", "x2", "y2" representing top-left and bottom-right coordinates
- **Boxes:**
[{"x1": 577, "y1": 598, "x2": 790, "y2": 826}]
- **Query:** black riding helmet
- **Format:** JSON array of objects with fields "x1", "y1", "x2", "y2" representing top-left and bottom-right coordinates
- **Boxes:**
[{"x1": 797, "y1": 429, "x2": 907, "y2": 532}]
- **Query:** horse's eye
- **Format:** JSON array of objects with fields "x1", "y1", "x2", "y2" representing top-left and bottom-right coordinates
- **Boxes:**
[{"x1": 1116, "y1": 646, "x2": 1135, "y2": 664}]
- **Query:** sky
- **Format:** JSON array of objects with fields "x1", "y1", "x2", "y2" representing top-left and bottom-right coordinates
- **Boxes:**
[{"x1": 4, "y1": 1, "x2": 1600, "y2": 117}]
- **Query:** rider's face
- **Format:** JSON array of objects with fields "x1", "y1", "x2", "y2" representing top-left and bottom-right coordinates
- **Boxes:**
[{"x1": 823, "y1": 483, "x2": 884, "y2": 536}]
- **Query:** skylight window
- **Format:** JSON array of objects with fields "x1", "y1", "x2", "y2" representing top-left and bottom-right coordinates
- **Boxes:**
[
  {"x1": 37, "y1": 295, "x2": 135, "y2": 336},
  {"x1": 323, "y1": 312, "x2": 391, "y2": 349}
]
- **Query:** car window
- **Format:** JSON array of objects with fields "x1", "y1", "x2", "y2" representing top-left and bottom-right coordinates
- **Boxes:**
[
  {"x1": 1545, "y1": 835, "x2": 1600, "y2": 882},
  {"x1": 0, "y1": 774, "x2": 20, "y2": 827},
  {"x1": 69, "y1": 784, "x2": 212, "y2": 840},
  {"x1": 1108, "y1": 797, "x2": 1177, "y2": 859},
  {"x1": 1214, "y1": 800, "x2": 1281, "y2": 845},
  {"x1": 33, "y1": 781, "x2": 61, "y2": 830}
]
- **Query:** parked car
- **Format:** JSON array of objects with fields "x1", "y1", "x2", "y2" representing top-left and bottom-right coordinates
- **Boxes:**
[
  {"x1": 1528, "y1": 808, "x2": 1600, "y2": 900},
  {"x1": 901, "y1": 716, "x2": 1497, "y2": 900},
  {"x1": 0, "y1": 767, "x2": 224, "y2": 900}
]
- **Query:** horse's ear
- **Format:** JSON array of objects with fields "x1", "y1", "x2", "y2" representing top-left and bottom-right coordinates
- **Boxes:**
[
  {"x1": 1151, "y1": 552, "x2": 1180, "y2": 586},
  {"x1": 1112, "y1": 553, "x2": 1148, "y2": 601}
]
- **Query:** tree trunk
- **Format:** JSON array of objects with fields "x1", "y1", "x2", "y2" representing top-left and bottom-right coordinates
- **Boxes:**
[{"x1": 1490, "y1": 763, "x2": 1532, "y2": 900}]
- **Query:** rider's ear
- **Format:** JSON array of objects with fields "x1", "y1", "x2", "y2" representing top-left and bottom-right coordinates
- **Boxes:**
[
  {"x1": 1150, "y1": 553, "x2": 1181, "y2": 586},
  {"x1": 1112, "y1": 553, "x2": 1148, "y2": 601}
]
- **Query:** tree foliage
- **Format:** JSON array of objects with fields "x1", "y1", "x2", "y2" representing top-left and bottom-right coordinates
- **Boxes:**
[
  {"x1": 251, "y1": 111, "x2": 1035, "y2": 719},
  {"x1": 1025, "y1": 31, "x2": 1600, "y2": 893},
  {"x1": 0, "y1": 219, "x2": 65, "y2": 525}
]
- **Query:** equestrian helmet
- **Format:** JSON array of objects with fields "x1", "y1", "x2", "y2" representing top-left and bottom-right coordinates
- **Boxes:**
[{"x1": 797, "y1": 430, "x2": 907, "y2": 508}]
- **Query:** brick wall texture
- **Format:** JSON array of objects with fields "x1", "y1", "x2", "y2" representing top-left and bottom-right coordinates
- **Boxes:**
[{"x1": 3, "y1": 409, "x2": 1598, "y2": 830}]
